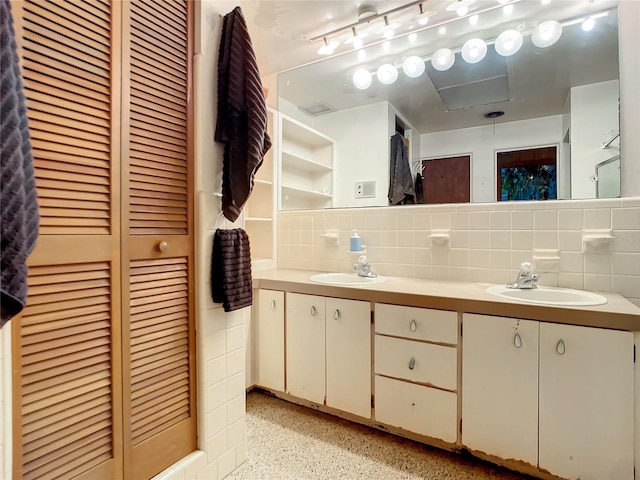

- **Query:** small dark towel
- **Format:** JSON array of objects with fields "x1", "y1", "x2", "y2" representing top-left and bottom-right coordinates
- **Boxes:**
[
  {"x1": 211, "y1": 228, "x2": 252, "y2": 312},
  {"x1": 215, "y1": 6, "x2": 271, "y2": 222},
  {"x1": 388, "y1": 133, "x2": 416, "y2": 205},
  {"x1": 1, "y1": 0, "x2": 39, "y2": 327}
]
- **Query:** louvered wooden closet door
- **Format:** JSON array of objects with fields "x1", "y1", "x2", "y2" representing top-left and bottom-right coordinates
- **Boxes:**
[
  {"x1": 121, "y1": 1, "x2": 196, "y2": 479},
  {"x1": 12, "y1": 1, "x2": 123, "y2": 479}
]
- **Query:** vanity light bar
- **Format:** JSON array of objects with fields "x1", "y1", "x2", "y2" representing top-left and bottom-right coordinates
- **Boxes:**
[{"x1": 350, "y1": 6, "x2": 614, "y2": 89}]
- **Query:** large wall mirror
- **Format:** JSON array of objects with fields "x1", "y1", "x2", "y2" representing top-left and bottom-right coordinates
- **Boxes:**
[{"x1": 277, "y1": 0, "x2": 624, "y2": 210}]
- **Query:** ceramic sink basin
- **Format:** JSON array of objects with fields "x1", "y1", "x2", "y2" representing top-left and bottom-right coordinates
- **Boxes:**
[
  {"x1": 310, "y1": 273, "x2": 386, "y2": 286},
  {"x1": 486, "y1": 284, "x2": 608, "y2": 306}
]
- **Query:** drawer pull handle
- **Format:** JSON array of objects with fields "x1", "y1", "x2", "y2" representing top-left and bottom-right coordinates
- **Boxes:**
[
  {"x1": 410, "y1": 320, "x2": 417, "y2": 332},
  {"x1": 514, "y1": 333, "x2": 522, "y2": 348},
  {"x1": 334, "y1": 309, "x2": 340, "y2": 320},
  {"x1": 408, "y1": 357, "x2": 416, "y2": 370},
  {"x1": 271, "y1": 300, "x2": 276, "y2": 310},
  {"x1": 556, "y1": 339, "x2": 566, "y2": 355},
  {"x1": 310, "y1": 306, "x2": 317, "y2": 317},
  {"x1": 157, "y1": 240, "x2": 169, "y2": 252}
]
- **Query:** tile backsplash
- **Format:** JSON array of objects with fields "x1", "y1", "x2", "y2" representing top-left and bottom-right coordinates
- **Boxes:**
[{"x1": 277, "y1": 197, "x2": 640, "y2": 307}]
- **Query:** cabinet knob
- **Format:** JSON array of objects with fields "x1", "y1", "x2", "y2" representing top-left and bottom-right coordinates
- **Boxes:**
[
  {"x1": 271, "y1": 300, "x2": 276, "y2": 310},
  {"x1": 514, "y1": 333, "x2": 522, "y2": 348},
  {"x1": 310, "y1": 306, "x2": 317, "y2": 316},
  {"x1": 409, "y1": 319, "x2": 417, "y2": 332},
  {"x1": 556, "y1": 339, "x2": 566, "y2": 355},
  {"x1": 334, "y1": 309, "x2": 340, "y2": 320},
  {"x1": 408, "y1": 357, "x2": 416, "y2": 370},
  {"x1": 157, "y1": 240, "x2": 169, "y2": 252}
]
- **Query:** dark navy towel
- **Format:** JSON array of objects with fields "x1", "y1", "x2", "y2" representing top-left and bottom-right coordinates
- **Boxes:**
[
  {"x1": 211, "y1": 228, "x2": 252, "y2": 312},
  {"x1": 1, "y1": 0, "x2": 39, "y2": 327},
  {"x1": 215, "y1": 6, "x2": 271, "y2": 222}
]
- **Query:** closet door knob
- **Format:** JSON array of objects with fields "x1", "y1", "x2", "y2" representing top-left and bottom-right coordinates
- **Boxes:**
[
  {"x1": 409, "y1": 320, "x2": 417, "y2": 332},
  {"x1": 310, "y1": 306, "x2": 317, "y2": 317},
  {"x1": 334, "y1": 309, "x2": 340, "y2": 320},
  {"x1": 408, "y1": 357, "x2": 416, "y2": 370},
  {"x1": 514, "y1": 333, "x2": 522, "y2": 348},
  {"x1": 271, "y1": 300, "x2": 276, "y2": 310},
  {"x1": 556, "y1": 339, "x2": 566, "y2": 355},
  {"x1": 157, "y1": 240, "x2": 169, "y2": 252}
]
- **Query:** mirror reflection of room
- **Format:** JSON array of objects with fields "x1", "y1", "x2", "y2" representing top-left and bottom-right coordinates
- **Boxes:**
[{"x1": 277, "y1": 0, "x2": 624, "y2": 209}]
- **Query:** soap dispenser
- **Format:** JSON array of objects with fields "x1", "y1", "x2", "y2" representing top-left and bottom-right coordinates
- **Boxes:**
[{"x1": 350, "y1": 229, "x2": 361, "y2": 252}]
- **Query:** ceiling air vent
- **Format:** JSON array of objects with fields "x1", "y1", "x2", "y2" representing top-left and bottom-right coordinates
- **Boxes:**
[{"x1": 299, "y1": 102, "x2": 337, "y2": 117}]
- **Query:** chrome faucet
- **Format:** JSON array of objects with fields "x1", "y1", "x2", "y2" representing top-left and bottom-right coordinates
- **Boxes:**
[
  {"x1": 507, "y1": 262, "x2": 539, "y2": 289},
  {"x1": 353, "y1": 255, "x2": 377, "y2": 278}
]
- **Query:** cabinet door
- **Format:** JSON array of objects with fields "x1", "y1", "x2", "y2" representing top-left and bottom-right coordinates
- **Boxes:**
[
  {"x1": 286, "y1": 293, "x2": 325, "y2": 404},
  {"x1": 539, "y1": 323, "x2": 634, "y2": 480},
  {"x1": 256, "y1": 290, "x2": 285, "y2": 391},
  {"x1": 326, "y1": 298, "x2": 371, "y2": 418},
  {"x1": 462, "y1": 314, "x2": 539, "y2": 466}
]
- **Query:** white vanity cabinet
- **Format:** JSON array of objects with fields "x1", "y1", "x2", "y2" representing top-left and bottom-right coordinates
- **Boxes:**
[
  {"x1": 463, "y1": 314, "x2": 635, "y2": 480},
  {"x1": 374, "y1": 304, "x2": 458, "y2": 443},
  {"x1": 255, "y1": 289, "x2": 285, "y2": 391},
  {"x1": 286, "y1": 293, "x2": 371, "y2": 417},
  {"x1": 462, "y1": 315, "x2": 539, "y2": 465},
  {"x1": 538, "y1": 322, "x2": 634, "y2": 480}
]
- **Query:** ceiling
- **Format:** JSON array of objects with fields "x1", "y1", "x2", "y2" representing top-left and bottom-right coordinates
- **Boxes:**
[{"x1": 232, "y1": 0, "x2": 620, "y2": 133}]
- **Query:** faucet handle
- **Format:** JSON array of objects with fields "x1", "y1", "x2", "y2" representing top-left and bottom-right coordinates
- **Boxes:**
[
  {"x1": 358, "y1": 255, "x2": 368, "y2": 265},
  {"x1": 519, "y1": 261, "x2": 533, "y2": 275}
]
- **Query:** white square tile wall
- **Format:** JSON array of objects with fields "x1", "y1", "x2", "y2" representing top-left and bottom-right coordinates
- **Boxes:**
[{"x1": 278, "y1": 198, "x2": 640, "y2": 307}]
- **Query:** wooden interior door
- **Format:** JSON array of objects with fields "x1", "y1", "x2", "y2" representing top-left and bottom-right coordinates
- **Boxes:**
[
  {"x1": 421, "y1": 156, "x2": 471, "y2": 204},
  {"x1": 12, "y1": 1, "x2": 123, "y2": 478},
  {"x1": 12, "y1": 1, "x2": 195, "y2": 479},
  {"x1": 121, "y1": 1, "x2": 196, "y2": 478}
]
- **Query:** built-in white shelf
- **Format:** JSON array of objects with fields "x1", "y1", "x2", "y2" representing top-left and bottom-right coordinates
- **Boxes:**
[
  {"x1": 282, "y1": 151, "x2": 332, "y2": 174},
  {"x1": 282, "y1": 184, "x2": 332, "y2": 200},
  {"x1": 281, "y1": 115, "x2": 334, "y2": 146}
]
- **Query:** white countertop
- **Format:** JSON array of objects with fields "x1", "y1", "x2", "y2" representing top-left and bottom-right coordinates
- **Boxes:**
[{"x1": 253, "y1": 269, "x2": 640, "y2": 331}]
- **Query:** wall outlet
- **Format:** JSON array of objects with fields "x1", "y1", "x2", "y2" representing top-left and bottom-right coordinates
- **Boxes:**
[{"x1": 355, "y1": 180, "x2": 376, "y2": 198}]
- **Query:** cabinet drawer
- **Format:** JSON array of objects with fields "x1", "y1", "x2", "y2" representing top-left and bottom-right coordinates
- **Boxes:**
[
  {"x1": 375, "y1": 335, "x2": 457, "y2": 391},
  {"x1": 375, "y1": 375, "x2": 457, "y2": 443},
  {"x1": 375, "y1": 303, "x2": 457, "y2": 344}
]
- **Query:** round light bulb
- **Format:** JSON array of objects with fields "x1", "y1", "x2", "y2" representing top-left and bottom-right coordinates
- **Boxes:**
[
  {"x1": 353, "y1": 37, "x2": 364, "y2": 49},
  {"x1": 532, "y1": 20, "x2": 563, "y2": 48},
  {"x1": 384, "y1": 29, "x2": 395, "y2": 39},
  {"x1": 402, "y1": 56, "x2": 426, "y2": 78},
  {"x1": 352, "y1": 68, "x2": 372, "y2": 90},
  {"x1": 317, "y1": 39, "x2": 339, "y2": 55},
  {"x1": 376, "y1": 64, "x2": 398, "y2": 85},
  {"x1": 582, "y1": 17, "x2": 595, "y2": 31},
  {"x1": 461, "y1": 38, "x2": 487, "y2": 63},
  {"x1": 457, "y1": 5, "x2": 468, "y2": 16},
  {"x1": 503, "y1": 4, "x2": 514, "y2": 15},
  {"x1": 431, "y1": 48, "x2": 455, "y2": 71},
  {"x1": 438, "y1": 26, "x2": 447, "y2": 35},
  {"x1": 495, "y1": 29, "x2": 523, "y2": 56}
]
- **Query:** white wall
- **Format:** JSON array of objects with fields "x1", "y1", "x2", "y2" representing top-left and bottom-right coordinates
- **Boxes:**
[
  {"x1": 570, "y1": 80, "x2": 620, "y2": 199},
  {"x1": 420, "y1": 116, "x2": 563, "y2": 203},
  {"x1": 314, "y1": 102, "x2": 390, "y2": 207},
  {"x1": 156, "y1": 2, "x2": 251, "y2": 479}
]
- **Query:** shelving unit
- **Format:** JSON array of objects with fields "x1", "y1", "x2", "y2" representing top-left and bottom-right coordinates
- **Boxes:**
[
  {"x1": 279, "y1": 114, "x2": 335, "y2": 210},
  {"x1": 244, "y1": 108, "x2": 277, "y2": 270}
]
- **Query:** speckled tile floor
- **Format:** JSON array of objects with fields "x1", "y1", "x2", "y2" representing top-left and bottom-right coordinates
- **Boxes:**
[{"x1": 226, "y1": 391, "x2": 534, "y2": 480}]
